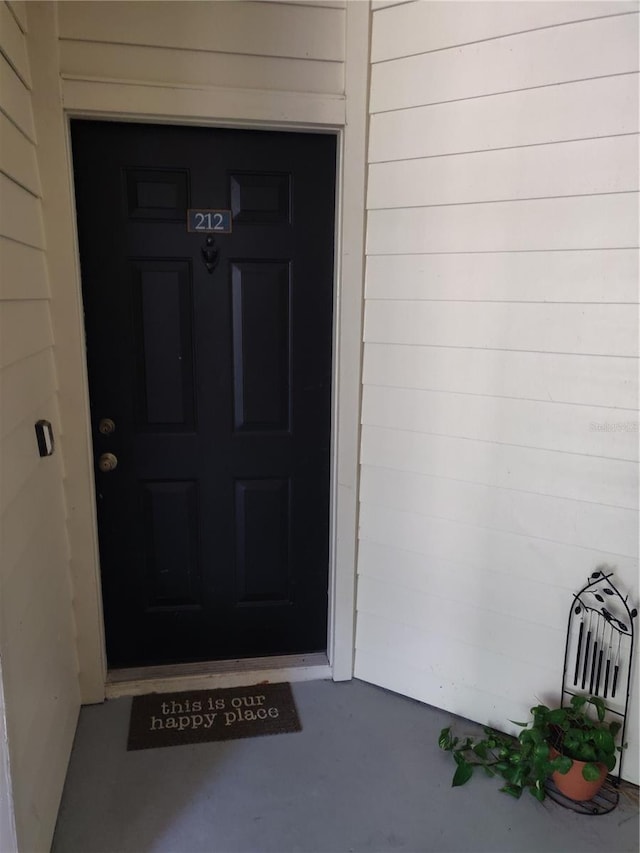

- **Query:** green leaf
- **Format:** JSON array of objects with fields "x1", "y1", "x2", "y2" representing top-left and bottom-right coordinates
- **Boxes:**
[
  {"x1": 534, "y1": 743, "x2": 550, "y2": 760},
  {"x1": 530, "y1": 783, "x2": 546, "y2": 802},
  {"x1": 589, "y1": 697, "x2": 606, "y2": 723},
  {"x1": 438, "y1": 727, "x2": 452, "y2": 750},
  {"x1": 580, "y1": 745, "x2": 597, "y2": 762},
  {"x1": 547, "y1": 709, "x2": 568, "y2": 726},
  {"x1": 511, "y1": 766, "x2": 526, "y2": 787},
  {"x1": 531, "y1": 704, "x2": 550, "y2": 715},
  {"x1": 582, "y1": 762, "x2": 602, "y2": 782},
  {"x1": 452, "y1": 760, "x2": 473, "y2": 787},
  {"x1": 500, "y1": 784, "x2": 523, "y2": 799},
  {"x1": 503, "y1": 766, "x2": 517, "y2": 783},
  {"x1": 550, "y1": 755, "x2": 572, "y2": 775},
  {"x1": 594, "y1": 729, "x2": 615, "y2": 755},
  {"x1": 473, "y1": 742, "x2": 488, "y2": 759}
]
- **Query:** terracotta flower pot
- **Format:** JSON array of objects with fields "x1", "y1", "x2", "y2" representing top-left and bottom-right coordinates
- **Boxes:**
[{"x1": 549, "y1": 747, "x2": 608, "y2": 801}]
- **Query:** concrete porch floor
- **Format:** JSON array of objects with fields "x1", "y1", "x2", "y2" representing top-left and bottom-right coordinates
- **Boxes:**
[{"x1": 52, "y1": 679, "x2": 639, "y2": 853}]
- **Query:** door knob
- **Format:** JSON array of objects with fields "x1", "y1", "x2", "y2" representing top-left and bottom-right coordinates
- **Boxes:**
[
  {"x1": 99, "y1": 418, "x2": 116, "y2": 435},
  {"x1": 98, "y1": 452, "x2": 118, "y2": 472}
]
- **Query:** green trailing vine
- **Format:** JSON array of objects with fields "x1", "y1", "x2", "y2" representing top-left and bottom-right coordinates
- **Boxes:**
[{"x1": 438, "y1": 695, "x2": 623, "y2": 802}]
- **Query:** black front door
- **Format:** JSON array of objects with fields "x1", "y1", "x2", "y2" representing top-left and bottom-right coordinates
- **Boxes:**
[{"x1": 71, "y1": 121, "x2": 336, "y2": 668}]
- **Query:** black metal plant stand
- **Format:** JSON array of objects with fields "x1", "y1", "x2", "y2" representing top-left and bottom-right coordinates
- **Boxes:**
[{"x1": 545, "y1": 568, "x2": 637, "y2": 814}]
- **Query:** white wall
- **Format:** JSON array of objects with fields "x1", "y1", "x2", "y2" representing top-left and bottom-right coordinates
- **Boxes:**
[
  {"x1": 56, "y1": 0, "x2": 345, "y2": 124},
  {"x1": 0, "y1": 1, "x2": 81, "y2": 849},
  {"x1": 0, "y1": 662, "x2": 17, "y2": 853},
  {"x1": 356, "y1": 0, "x2": 640, "y2": 783}
]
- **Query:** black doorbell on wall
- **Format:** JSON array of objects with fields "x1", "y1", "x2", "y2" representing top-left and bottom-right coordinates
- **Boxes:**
[{"x1": 35, "y1": 420, "x2": 55, "y2": 457}]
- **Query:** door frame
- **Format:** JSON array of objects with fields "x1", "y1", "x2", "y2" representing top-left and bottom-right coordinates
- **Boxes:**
[{"x1": 39, "y1": 2, "x2": 370, "y2": 701}]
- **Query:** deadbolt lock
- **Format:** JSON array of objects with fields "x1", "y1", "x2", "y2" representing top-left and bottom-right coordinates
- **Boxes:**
[
  {"x1": 99, "y1": 418, "x2": 116, "y2": 435},
  {"x1": 98, "y1": 452, "x2": 118, "y2": 473}
]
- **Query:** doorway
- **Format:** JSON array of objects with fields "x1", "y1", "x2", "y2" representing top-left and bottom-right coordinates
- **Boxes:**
[{"x1": 71, "y1": 121, "x2": 336, "y2": 668}]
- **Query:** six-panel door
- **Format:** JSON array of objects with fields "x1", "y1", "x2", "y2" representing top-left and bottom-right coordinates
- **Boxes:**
[{"x1": 71, "y1": 121, "x2": 336, "y2": 667}]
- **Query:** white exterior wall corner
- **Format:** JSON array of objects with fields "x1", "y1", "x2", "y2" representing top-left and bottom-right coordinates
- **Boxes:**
[
  {"x1": 329, "y1": 0, "x2": 371, "y2": 680},
  {"x1": 26, "y1": 0, "x2": 108, "y2": 705},
  {"x1": 356, "y1": 0, "x2": 640, "y2": 784},
  {"x1": 1, "y1": 1, "x2": 81, "y2": 850},
  {"x1": 0, "y1": 663, "x2": 17, "y2": 853}
]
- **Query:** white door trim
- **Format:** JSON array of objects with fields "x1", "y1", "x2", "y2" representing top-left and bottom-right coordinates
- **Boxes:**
[{"x1": 40, "y1": 0, "x2": 370, "y2": 701}]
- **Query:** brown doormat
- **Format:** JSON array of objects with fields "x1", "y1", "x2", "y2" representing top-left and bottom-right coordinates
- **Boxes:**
[{"x1": 127, "y1": 682, "x2": 301, "y2": 751}]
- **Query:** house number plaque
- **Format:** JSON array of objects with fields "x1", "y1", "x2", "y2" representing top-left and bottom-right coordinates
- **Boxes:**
[{"x1": 187, "y1": 209, "x2": 232, "y2": 233}]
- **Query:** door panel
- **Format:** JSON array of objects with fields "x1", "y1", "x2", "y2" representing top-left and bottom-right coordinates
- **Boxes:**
[
  {"x1": 135, "y1": 260, "x2": 195, "y2": 428},
  {"x1": 231, "y1": 260, "x2": 291, "y2": 431},
  {"x1": 142, "y1": 480, "x2": 201, "y2": 607},
  {"x1": 234, "y1": 477, "x2": 291, "y2": 604},
  {"x1": 71, "y1": 121, "x2": 336, "y2": 667}
]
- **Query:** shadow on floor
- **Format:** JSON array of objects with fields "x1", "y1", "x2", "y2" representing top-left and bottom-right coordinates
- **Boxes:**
[{"x1": 52, "y1": 679, "x2": 639, "y2": 853}]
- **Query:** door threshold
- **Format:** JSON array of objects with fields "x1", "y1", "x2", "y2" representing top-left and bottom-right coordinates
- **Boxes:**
[{"x1": 106, "y1": 652, "x2": 331, "y2": 699}]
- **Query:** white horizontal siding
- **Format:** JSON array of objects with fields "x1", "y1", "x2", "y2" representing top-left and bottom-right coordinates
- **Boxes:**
[
  {"x1": 368, "y1": 135, "x2": 639, "y2": 208},
  {"x1": 0, "y1": 300, "x2": 53, "y2": 369},
  {"x1": 361, "y1": 425, "x2": 639, "y2": 515},
  {"x1": 1, "y1": 457, "x2": 66, "y2": 581},
  {"x1": 367, "y1": 193, "x2": 639, "y2": 254},
  {"x1": 59, "y1": 40, "x2": 344, "y2": 96},
  {"x1": 1, "y1": 348, "x2": 57, "y2": 438},
  {"x1": 257, "y1": 1, "x2": 346, "y2": 7},
  {"x1": 0, "y1": 53, "x2": 35, "y2": 141},
  {"x1": 371, "y1": 0, "x2": 413, "y2": 10},
  {"x1": 358, "y1": 538, "x2": 597, "y2": 631},
  {"x1": 0, "y1": 238, "x2": 48, "y2": 301},
  {"x1": 0, "y1": 172, "x2": 44, "y2": 249},
  {"x1": 354, "y1": 644, "x2": 545, "y2": 733},
  {"x1": 369, "y1": 74, "x2": 639, "y2": 162},
  {"x1": 358, "y1": 2, "x2": 640, "y2": 784},
  {"x1": 0, "y1": 401, "x2": 59, "y2": 514},
  {"x1": 6, "y1": 1, "x2": 27, "y2": 32},
  {"x1": 372, "y1": 1, "x2": 639, "y2": 62},
  {"x1": 0, "y1": 0, "x2": 30, "y2": 86},
  {"x1": 357, "y1": 608, "x2": 562, "y2": 701},
  {"x1": 365, "y1": 250, "x2": 639, "y2": 302},
  {"x1": 357, "y1": 573, "x2": 566, "y2": 673},
  {"x1": 364, "y1": 300, "x2": 637, "y2": 357},
  {"x1": 362, "y1": 385, "x2": 639, "y2": 463},
  {"x1": 58, "y1": 0, "x2": 345, "y2": 62},
  {"x1": 360, "y1": 464, "x2": 638, "y2": 555},
  {"x1": 363, "y1": 344, "x2": 637, "y2": 411},
  {"x1": 0, "y1": 111, "x2": 39, "y2": 194},
  {"x1": 0, "y1": 5, "x2": 80, "y2": 850},
  {"x1": 358, "y1": 502, "x2": 640, "y2": 592},
  {"x1": 57, "y1": 0, "x2": 345, "y2": 125},
  {"x1": 371, "y1": 14, "x2": 639, "y2": 113}
]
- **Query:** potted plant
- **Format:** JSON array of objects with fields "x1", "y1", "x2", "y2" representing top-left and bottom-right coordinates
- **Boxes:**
[{"x1": 438, "y1": 695, "x2": 622, "y2": 802}]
